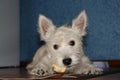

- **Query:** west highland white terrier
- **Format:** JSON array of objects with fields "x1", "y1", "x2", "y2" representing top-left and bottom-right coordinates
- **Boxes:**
[{"x1": 27, "y1": 10, "x2": 103, "y2": 76}]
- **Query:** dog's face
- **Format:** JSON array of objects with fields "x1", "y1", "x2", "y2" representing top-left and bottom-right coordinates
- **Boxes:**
[{"x1": 38, "y1": 11, "x2": 87, "y2": 69}]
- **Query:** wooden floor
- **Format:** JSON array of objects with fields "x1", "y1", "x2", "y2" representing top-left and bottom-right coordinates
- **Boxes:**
[{"x1": 0, "y1": 68, "x2": 120, "y2": 80}]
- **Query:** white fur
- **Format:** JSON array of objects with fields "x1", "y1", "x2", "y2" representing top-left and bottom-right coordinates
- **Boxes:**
[{"x1": 27, "y1": 10, "x2": 103, "y2": 76}]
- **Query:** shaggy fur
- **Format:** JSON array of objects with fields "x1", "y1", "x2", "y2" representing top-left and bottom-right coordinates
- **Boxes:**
[{"x1": 27, "y1": 10, "x2": 102, "y2": 76}]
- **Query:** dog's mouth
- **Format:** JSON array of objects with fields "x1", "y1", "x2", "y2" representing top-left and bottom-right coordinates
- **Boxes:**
[{"x1": 66, "y1": 63, "x2": 78, "y2": 69}]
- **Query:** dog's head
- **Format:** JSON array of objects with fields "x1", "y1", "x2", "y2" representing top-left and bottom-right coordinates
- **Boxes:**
[{"x1": 38, "y1": 10, "x2": 87, "y2": 69}]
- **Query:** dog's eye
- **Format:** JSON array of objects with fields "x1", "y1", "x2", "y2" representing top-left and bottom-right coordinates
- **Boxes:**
[
  {"x1": 69, "y1": 40, "x2": 75, "y2": 46},
  {"x1": 53, "y1": 44, "x2": 59, "y2": 50}
]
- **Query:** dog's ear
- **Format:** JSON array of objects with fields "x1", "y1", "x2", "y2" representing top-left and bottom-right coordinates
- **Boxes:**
[
  {"x1": 72, "y1": 10, "x2": 87, "y2": 36},
  {"x1": 38, "y1": 15, "x2": 55, "y2": 40}
]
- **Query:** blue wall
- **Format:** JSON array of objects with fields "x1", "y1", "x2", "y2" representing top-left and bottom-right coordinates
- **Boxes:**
[{"x1": 20, "y1": 0, "x2": 120, "y2": 61}]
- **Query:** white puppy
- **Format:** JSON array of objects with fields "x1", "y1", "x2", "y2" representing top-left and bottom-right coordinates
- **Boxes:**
[{"x1": 27, "y1": 10, "x2": 103, "y2": 76}]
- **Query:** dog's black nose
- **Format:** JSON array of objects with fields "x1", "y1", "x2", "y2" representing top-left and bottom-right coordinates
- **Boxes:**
[{"x1": 63, "y1": 58, "x2": 72, "y2": 66}]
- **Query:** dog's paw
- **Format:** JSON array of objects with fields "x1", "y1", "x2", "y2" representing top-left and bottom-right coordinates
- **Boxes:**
[
  {"x1": 82, "y1": 65, "x2": 103, "y2": 75},
  {"x1": 30, "y1": 67, "x2": 53, "y2": 76},
  {"x1": 75, "y1": 64, "x2": 103, "y2": 75},
  {"x1": 88, "y1": 66, "x2": 103, "y2": 75}
]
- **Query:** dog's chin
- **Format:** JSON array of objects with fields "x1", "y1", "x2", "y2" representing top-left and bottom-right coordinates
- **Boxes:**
[{"x1": 65, "y1": 63, "x2": 79, "y2": 72}]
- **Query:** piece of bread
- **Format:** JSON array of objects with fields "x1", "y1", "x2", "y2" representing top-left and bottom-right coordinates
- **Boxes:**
[{"x1": 52, "y1": 64, "x2": 66, "y2": 73}]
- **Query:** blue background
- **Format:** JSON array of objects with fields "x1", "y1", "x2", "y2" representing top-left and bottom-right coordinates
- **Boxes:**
[{"x1": 20, "y1": 0, "x2": 120, "y2": 61}]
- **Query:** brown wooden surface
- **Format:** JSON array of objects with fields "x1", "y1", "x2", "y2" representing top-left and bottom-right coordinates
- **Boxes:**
[
  {"x1": 108, "y1": 60, "x2": 120, "y2": 67},
  {"x1": 0, "y1": 68, "x2": 92, "y2": 79},
  {"x1": 88, "y1": 73, "x2": 120, "y2": 80},
  {"x1": 0, "y1": 68, "x2": 120, "y2": 80}
]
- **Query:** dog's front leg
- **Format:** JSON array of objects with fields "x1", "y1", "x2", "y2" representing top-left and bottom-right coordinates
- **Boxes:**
[
  {"x1": 74, "y1": 56, "x2": 103, "y2": 75},
  {"x1": 28, "y1": 53, "x2": 54, "y2": 76},
  {"x1": 77, "y1": 63, "x2": 103, "y2": 75},
  {"x1": 30, "y1": 62, "x2": 54, "y2": 76},
  {"x1": 27, "y1": 46, "x2": 54, "y2": 76}
]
